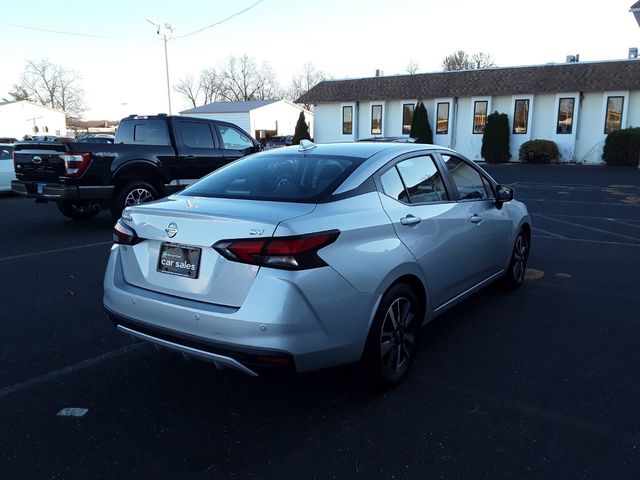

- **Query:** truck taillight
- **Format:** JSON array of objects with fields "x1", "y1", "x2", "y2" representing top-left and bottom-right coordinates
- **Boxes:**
[
  {"x1": 213, "y1": 230, "x2": 340, "y2": 270},
  {"x1": 61, "y1": 152, "x2": 91, "y2": 177}
]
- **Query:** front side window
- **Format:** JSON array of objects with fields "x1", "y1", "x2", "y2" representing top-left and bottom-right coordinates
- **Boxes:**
[
  {"x1": 556, "y1": 98, "x2": 575, "y2": 134},
  {"x1": 473, "y1": 101, "x2": 488, "y2": 134},
  {"x1": 402, "y1": 104, "x2": 414, "y2": 135},
  {"x1": 513, "y1": 99, "x2": 530, "y2": 134},
  {"x1": 177, "y1": 122, "x2": 215, "y2": 149},
  {"x1": 604, "y1": 96, "x2": 624, "y2": 134},
  {"x1": 342, "y1": 106, "x2": 352, "y2": 135},
  {"x1": 394, "y1": 156, "x2": 447, "y2": 203},
  {"x1": 436, "y1": 102, "x2": 449, "y2": 135},
  {"x1": 371, "y1": 105, "x2": 382, "y2": 135},
  {"x1": 442, "y1": 154, "x2": 490, "y2": 200},
  {"x1": 218, "y1": 125, "x2": 254, "y2": 150}
]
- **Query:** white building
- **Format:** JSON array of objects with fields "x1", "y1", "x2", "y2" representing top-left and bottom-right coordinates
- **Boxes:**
[
  {"x1": 0, "y1": 101, "x2": 67, "y2": 140},
  {"x1": 180, "y1": 100, "x2": 313, "y2": 141},
  {"x1": 298, "y1": 59, "x2": 640, "y2": 164}
]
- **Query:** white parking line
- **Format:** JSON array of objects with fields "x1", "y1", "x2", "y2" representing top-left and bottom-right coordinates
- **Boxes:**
[
  {"x1": 0, "y1": 241, "x2": 112, "y2": 262},
  {"x1": 532, "y1": 235, "x2": 640, "y2": 248},
  {"x1": 536, "y1": 214, "x2": 640, "y2": 243},
  {"x1": 532, "y1": 226, "x2": 567, "y2": 239},
  {"x1": 0, "y1": 343, "x2": 144, "y2": 399}
]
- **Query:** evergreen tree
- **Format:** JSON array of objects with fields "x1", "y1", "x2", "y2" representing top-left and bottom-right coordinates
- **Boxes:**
[
  {"x1": 292, "y1": 111, "x2": 311, "y2": 145},
  {"x1": 410, "y1": 102, "x2": 433, "y2": 144},
  {"x1": 481, "y1": 111, "x2": 511, "y2": 163}
]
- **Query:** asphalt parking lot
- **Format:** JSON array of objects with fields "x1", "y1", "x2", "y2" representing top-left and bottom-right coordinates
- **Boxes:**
[{"x1": 0, "y1": 164, "x2": 639, "y2": 479}]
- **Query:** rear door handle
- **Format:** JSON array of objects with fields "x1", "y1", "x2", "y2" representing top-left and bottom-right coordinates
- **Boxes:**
[
  {"x1": 470, "y1": 214, "x2": 483, "y2": 224},
  {"x1": 400, "y1": 214, "x2": 422, "y2": 226}
]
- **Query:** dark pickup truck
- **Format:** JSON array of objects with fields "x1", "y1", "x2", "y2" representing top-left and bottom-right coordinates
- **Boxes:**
[{"x1": 11, "y1": 114, "x2": 261, "y2": 220}]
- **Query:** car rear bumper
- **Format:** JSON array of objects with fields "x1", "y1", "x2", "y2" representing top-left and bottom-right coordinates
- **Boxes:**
[
  {"x1": 11, "y1": 180, "x2": 113, "y2": 200},
  {"x1": 103, "y1": 245, "x2": 379, "y2": 375}
]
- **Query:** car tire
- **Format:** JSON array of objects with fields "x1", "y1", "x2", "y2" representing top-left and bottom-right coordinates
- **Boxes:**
[
  {"x1": 363, "y1": 283, "x2": 421, "y2": 389},
  {"x1": 111, "y1": 181, "x2": 159, "y2": 221},
  {"x1": 56, "y1": 200, "x2": 101, "y2": 221},
  {"x1": 502, "y1": 229, "x2": 529, "y2": 289}
]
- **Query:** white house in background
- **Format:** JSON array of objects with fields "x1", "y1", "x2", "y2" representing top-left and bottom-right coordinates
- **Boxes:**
[
  {"x1": 298, "y1": 58, "x2": 640, "y2": 164},
  {"x1": 0, "y1": 101, "x2": 67, "y2": 139},
  {"x1": 180, "y1": 100, "x2": 313, "y2": 141}
]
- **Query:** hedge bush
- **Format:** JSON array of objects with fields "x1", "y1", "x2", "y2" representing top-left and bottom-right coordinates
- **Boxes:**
[
  {"x1": 602, "y1": 127, "x2": 640, "y2": 166},
  {"x1": 410, "y1": 102, "x2": 433, "y2": 144},
  {"x1": 519, "y1": 139, "x2": 559, "y2": 163},
  {"x1": 481, "y1": 111, "x2": 511, "y2": 163}
]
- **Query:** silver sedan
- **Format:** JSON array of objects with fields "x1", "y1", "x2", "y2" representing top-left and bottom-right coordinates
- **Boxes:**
[{"x1": 104, "y1": 141, "x2": 530, "y2": 387}]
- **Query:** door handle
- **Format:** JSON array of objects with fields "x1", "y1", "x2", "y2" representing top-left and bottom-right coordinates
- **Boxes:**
[
  {"x1": 185, "y1": 155, "x2": 196, "y2": 159},
  {"x1": 400, "y1": 214, "x2": 422, "y2": 226},
  {"x1": 470, "y1": 214, "x2": 483, "y2": 224}
]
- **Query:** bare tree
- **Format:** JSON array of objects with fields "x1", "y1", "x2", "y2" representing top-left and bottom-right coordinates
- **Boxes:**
[
  {"x1": 200, "y1": 68, "x2": 224, "y2": 104},
  {"x1": 442, "y1": 50, "x2": 496, "y2": 71},
  {"x1": 287, "y1": 63, "x2": 326, "y2": 109},
  {"x1": 8, "y1": 59, "x2": 86, "y2": 118},
  {"x1": 218, "y1": 54, "x2": 280, "y2": 101},
  {"x1": 174, "y1": 75, "x2": 201, "y2": 108},
  {"x1": 405, "y1": 59, "x2": 419, "y2": 75}
]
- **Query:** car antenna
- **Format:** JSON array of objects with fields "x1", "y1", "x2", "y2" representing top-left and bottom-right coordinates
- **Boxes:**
[{"x1": 298, "y1": 140, "x2": 317, "y2": 152}]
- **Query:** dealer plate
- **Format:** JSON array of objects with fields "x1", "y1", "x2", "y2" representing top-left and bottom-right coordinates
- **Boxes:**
[{"x1": 157, "y1": 243, "x2": 201, "y2": 279}]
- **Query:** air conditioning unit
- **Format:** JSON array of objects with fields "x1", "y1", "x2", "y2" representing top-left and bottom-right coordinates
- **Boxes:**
[
  {"x1": 629, "y1": 47, "x2": 639, "y2": 59},
  {"x1": 566, "y1": 54, "x2": 580, "y2": 63}
]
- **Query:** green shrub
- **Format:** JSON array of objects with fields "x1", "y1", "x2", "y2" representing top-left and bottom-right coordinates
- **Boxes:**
[
  {"x1": 410, "y1": 102, "x2": 433, "y2": 144},
  {"x1": 602, "y1": 127, "x2": 640, "y2": 166},
  {"x1": 519, "y1": 139, "x2": 559, "y2": 163},
  {"x1": 481, "y1": 111, "x2": 511, "y2": 163}
]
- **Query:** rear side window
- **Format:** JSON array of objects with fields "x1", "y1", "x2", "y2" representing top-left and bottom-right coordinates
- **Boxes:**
[
  {"x1": 181, "y1": 153, "x2": 362, "y2": 202},
  {"x1": 393, "y1": 155, "x2": 448, "y2": 203},
  {"x1": 115, "y1": 119, "x2": 170, "y2": 145},
  {"x1": 177, "y1": 122, "x2": 215, "y2": 149},
  {"x1": 442, "y1": 154, "x2": 491, "y2": 200}
]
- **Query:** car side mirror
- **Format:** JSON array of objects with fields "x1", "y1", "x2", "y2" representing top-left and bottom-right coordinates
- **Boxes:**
[{"x1": 495, "y1": 184, "x2": 514, "y2": 205}]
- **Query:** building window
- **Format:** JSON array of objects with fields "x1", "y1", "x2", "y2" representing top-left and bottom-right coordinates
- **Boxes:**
[
  {"x1": 604, "y1": 96, "x2": 624, "y2": 134},
  {"x1": 473, "y1": 101, "x2": 488, "y2": 134},
  {"x1": 342, "y1": 106, "x2": 352, "y2": 135},
  {"x1": 512, "y1": 99, "x2": 529, "y2": 134},
  {"x1": 371, "y1": 105, "x2": 383, "y2": 135},
  {"x1": 556, "y1": 98, "x2": 575, "y2": 134},
  {"x1": 402, "y1": 104, "x2": 414, "y2": 135},
  {"x1": 436, "y1": 102, "x2": 449, "y2": 135}
]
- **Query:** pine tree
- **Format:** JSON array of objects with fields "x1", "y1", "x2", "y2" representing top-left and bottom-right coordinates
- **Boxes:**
[
  {"x1": 481, "y1": 111, "x2": 511, "y2": 163},
  {"x1": 409, "y1": 102, "x2": 433, "y2": 144},
  {"x1": 292, "y1": 111, "x2": 311, "y2": 145}
]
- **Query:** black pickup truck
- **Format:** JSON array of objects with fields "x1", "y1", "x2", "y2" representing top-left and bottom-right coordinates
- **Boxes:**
[{"x1": 11, "y1": 115, "x2": 261, "y2": 220}]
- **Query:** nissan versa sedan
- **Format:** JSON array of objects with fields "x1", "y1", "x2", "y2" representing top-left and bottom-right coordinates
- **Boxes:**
[{"x1": 104, "y1": 141, "x2": 530, "y2": 387}]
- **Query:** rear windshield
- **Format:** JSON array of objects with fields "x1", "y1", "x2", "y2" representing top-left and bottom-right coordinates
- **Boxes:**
[{"x1": 181, "y1": 153, "x2": 363, "y2": 202}]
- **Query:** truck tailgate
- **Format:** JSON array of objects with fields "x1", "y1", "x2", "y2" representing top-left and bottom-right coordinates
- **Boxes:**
[{"x1": 14, "y1": 143, "x2": 69, "y2": 181}]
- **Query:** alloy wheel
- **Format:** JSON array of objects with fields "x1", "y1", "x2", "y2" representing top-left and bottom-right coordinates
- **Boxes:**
[
  {"x1": 379, "y1": 297, "x2": 416, "y2": 376},
  {"x1": 124, "y1": 188, "x2": 154, "y2": 206},
  {"x1": 512, "y1": 234, "x2": 528, "y2": 283}
]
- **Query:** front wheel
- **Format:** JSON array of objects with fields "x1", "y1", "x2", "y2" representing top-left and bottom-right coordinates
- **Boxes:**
[
  {"x1": 111, "y1": 181, "x2": 159, "y2": 221},
  {"x1": 364, "y1": 283, "x2": 421, "y2": 389},
  {"x1": 56, "y1": 200, "x2": 101, "y2": 221},
  {"x1": 503, "y1": 229, "x2": 529, "y2": 289}
]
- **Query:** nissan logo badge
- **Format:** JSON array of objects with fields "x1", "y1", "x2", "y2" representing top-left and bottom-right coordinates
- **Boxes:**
[
  {"x1": 165, "y1": 222, "x2": 178, "y2": 238},
  {"x1": 32, "y1": 155, "x2": 42, "y2": 164}
]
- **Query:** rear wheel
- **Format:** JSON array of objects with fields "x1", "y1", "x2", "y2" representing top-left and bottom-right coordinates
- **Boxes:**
[
  {"x1": 364, "y1": 283, "x2": 421, "y2": 389},
  {"x1": 111, "y1": 181, "x2": 159, "y2": 221},
  {"x1": 56, "y1": 200, "x2": 101, "y2": 221},
  {"x1": 503, "y1": 229, "x2": 529, "y2": 289}
]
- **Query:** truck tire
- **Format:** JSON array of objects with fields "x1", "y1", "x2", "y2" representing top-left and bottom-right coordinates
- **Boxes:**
[
  {"x1": 56, "y1": 200, "x2": 101, "y2": 221},
  {"x1": 111, "y1": 181, "x2": 159, "y2": 221}
]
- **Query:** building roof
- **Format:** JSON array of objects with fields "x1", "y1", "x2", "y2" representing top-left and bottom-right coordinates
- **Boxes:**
[
  {"x1": 297, "y1": 60, "x2": 640, "y2": 104},
  {"x1": 631, "y1": 1, "x2": 640, "y2": 9},
  {"x1": 180, "y1": 99, "x2": 279, "y2": 115}
]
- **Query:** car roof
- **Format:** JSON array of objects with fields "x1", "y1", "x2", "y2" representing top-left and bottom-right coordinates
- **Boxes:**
[{"x1": 260, "y1": 141, "x2": 446, "y2": 159}]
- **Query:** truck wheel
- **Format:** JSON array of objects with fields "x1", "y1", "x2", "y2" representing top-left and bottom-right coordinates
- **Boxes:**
[
  {"x1": 56, "y1": 200, "x2": 101, "y2": 221},
  {"x1": 111, "y1": 181, "x2": 159, "y2": 221}
]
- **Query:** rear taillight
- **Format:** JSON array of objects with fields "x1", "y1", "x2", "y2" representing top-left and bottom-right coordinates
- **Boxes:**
[
  {"x1": 61, "y1": 152, "x2": 91, "y2": 177},
  {"x1": 213, "y1": 230, "x2": 340, "y2": 270},
  {"x1": 113, "y1": 219, "x2": 142, "y2": 245}
]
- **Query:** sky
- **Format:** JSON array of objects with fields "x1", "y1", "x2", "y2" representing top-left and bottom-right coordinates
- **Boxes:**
[{"x1": 1, "y1": 0, "x2": 639, "y2": 120}]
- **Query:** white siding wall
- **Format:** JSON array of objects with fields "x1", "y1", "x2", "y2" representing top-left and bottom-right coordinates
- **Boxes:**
[
  {"x1": 250, "y1": 102, "x2": 313, "y2": 137},
  {"x1": 628, "y1": 91, "x2": 640, "y2": 128},
  {"x1": 0, "y1": 101, "x2": 66, "y2": 139},
  {"x1": 433, "y1": 98, "x2": 454, "y2": 148},
  {"x1": 575, "y1": 92, "x2": 604, "y2": 163}
]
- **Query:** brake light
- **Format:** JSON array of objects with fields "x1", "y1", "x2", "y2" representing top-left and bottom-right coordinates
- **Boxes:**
[
  {"x1": 61, "y1": 152, "x2": 91, "y2": 177},
  {"x1": 213, "y1": 230, "x2": 340, "y2": 270},
  {"x1": 113, "y1": 219, "x2": 142, "y2": 245}
]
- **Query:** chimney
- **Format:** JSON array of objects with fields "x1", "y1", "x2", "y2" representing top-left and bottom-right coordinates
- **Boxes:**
[
  {"x1": 565, "y1": 54, "x2": 579, "y2": 63},
  {"x1": 629, "y1": 47, "x2": 639, "y2": 59},
  {"x1": 375, "y1": 69, "x2": 384, "y2": 77}
]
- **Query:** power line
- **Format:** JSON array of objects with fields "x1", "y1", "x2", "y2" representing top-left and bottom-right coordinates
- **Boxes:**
[
  {"x1": 174, "y1": 0, "x2": 265, "y2": 39},
  {"x1": 8, "y1": 23, "x2": 109, "y2": 38}
]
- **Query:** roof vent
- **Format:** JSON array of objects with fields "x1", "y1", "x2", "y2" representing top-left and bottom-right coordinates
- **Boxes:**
[
  {"x1": 566, "y1": 54, "x2": 580, "y2": 63},
  {"x1": 298, "y1": 140, "x2": 317, "y2": 152},
  {"x1": 375, "y1": 69, "x2": 384, "y2": 77},
  {"x1": 629, "y1": 47, "x2": 639, "y2": 59}
]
